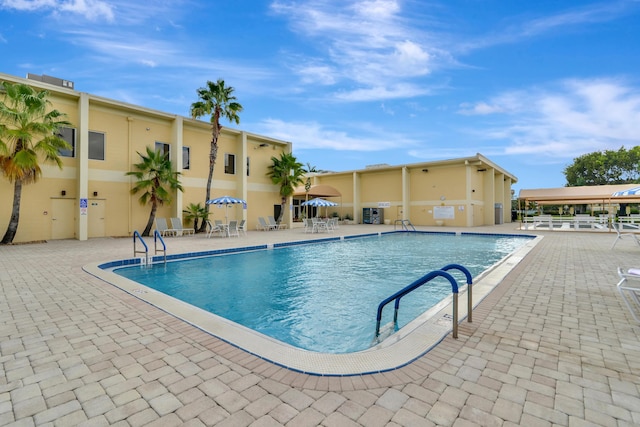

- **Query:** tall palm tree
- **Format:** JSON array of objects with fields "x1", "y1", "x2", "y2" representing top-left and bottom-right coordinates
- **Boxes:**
[
  {"x1": 0, "y1": 82, "x2": 71, "y2": 244},
  {"x1": 190, "y1": 79, "x2": 243, "y2": 232},
  {"x1": 267, "y1": 152, "x2": 305, "y2": 224},
  {"x1": 126, "y1": 146, "x2": 183, "y2": 236}
]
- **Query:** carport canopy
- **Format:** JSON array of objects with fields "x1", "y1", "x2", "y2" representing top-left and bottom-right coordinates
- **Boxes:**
[{"x1": 519, "y1": 184, "x2": 640, "y2": 205}]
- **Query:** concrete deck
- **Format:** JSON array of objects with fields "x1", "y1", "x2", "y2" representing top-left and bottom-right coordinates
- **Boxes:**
[{"x1": 1, "y1": 223, "x2": 639, "y2": 426}]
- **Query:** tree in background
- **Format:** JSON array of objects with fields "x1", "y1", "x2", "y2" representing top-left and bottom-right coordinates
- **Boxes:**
[
  {"x1": 183, "y1": 202, "x2": 208, "y2": 233},
  {"x1": 267, "y1": 152, "x2": 305, "y2": 224},
  {"x1": 0, "y1": 82, "x2": 71, "y2": 244},
  {"x1": 126, "y1": 146, "x2": 183, "y2": 236},
  {"x1": 190, "y1": 79, "x2": 243, "y2": 232},
  {"x1": 564, "y1": 146, "x2": 640, "y2": 186}
]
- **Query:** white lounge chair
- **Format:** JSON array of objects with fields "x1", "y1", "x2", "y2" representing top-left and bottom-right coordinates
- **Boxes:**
[
  {"x1": 257, "y1": 217, "x2": 276, "y2": 231},
  {"x1": 616, "y1": 267, "x2": 640, "y2": 322},
  {"x1": 155, "y1": 218, "x2": 177, "y2": 237},
  {"x1": 268, "y1": 216, "x2": 286, "y2": 230},
  {"x1": 611, "y1": 222, "x2": 640, "y2": 249},
  {"x1": 170, "y1": 217, "x2": 194, "y2": 236}
]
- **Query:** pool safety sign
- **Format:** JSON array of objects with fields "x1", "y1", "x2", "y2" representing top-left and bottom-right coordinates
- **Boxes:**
[
  {"x1": 433, "y1": 205, "x2": 455, "y2": 219},
  {"x1": 378, "y1": 202, "x2": 391, "y2": 208},
  {"x1": 80, "y1": 198, "x2": 88, "y2": 216}
]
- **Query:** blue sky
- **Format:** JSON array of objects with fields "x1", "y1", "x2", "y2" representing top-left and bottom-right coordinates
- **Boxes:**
[{"x1": 2, "y1": 0, "x2": 640, "y2": 194}]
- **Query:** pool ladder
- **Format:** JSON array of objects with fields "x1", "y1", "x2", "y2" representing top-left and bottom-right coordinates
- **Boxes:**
[
  {"x1": 394, "y1": 219, "x2": 416, "y2": 231},
  {"x1": 133, "y1": 230, "x2": 167, "y2": 266},
  {"x1": 374, "y1": 264, "x2": 472, "y2": 341}
]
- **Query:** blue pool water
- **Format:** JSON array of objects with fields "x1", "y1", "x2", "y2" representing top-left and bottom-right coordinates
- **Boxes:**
[{"x1": 114, "y1": 232, "x2": 531, "y2": 353}]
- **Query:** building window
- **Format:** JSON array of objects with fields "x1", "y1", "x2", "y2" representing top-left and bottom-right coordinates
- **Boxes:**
[
  {"x1": 225, "y1": 153, "x2": 235, "y2": 175},
  {"x1": 89, "y1": 131, "x2": 105, "y2": 160},
  {"x1": 57, "y1": 127, "x2": 75, "y2": 157},
  {"x1": 182, "y1": 146, "x2": 190, "y2": 170},
  {"x1": 246, "y1": 157, "x2": 250, "y2": 176},
  {"x1": 155, "y1": 142, "x2": 170, "y2": 159}
]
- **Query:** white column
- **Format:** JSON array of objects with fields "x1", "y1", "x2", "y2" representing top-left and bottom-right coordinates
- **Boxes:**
[{"x1": 76, "y1": 93, "x2": 89, "y2": 241}]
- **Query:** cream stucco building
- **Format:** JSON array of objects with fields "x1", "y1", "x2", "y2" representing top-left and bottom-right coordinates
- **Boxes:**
[{"x1": 0, "y1": 72, "x2": 516, "y2": 243}]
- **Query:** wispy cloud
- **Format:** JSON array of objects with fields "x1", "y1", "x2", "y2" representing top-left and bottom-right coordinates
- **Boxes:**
[
  {"x1": 270, "y1": 0, "x2": 444, "y2": 101},
  {"x1": 255, "y1": 118, "x2": 417, "y2": 151},
  {"x1": 459, "y1": 78, "x2": 640, "y2": 159},
  {"x1": 1, "y1": 0, "x2": 115, "y2": 21}
]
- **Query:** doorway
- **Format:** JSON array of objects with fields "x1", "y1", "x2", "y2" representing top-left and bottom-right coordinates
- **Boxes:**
[
  {"x1": 89, "y1": 199, "x2": 106, "y2": 238},
  {"x1": 51, "y1": 198, "x2": 75, "y2": 239}
]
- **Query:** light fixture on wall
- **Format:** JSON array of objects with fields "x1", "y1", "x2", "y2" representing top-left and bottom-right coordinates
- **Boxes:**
[
  {"x1": 93, "y1": 191, "x2": 98, "y2": 197},
  {"x1": 259, "y1": 143, "x2": 269, "y2": 147},
  {"x1": 61, "y1": 190, "x2": 66, "y2": 196},
  {"x1": 477, "y1": 168, "x2": 487, "y2": 172},
  {"x1": 421, "y1": 168, "x2": 429, "y2": 172}
]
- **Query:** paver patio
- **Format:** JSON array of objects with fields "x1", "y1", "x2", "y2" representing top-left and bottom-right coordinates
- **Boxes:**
[{"x1": 1, "y1": 224, "x2": 639, "y2": 426}]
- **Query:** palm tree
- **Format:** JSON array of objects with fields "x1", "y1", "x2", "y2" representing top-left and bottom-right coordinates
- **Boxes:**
[
  {"x1": 267, "y1": 152, "x2": 305, "y2": 224},
  {"x1": 190, "y1": 79, "x2": 243, "y2": 232},
  {"x1": 126, "y1": 146, "x2": 183, "y2": 236},
  {"x1": 182, "y1": 202, "x2": 208, "y2": 233},
  {"x1": 0, "y1": 82, "x2": 72, "y2": 244}
]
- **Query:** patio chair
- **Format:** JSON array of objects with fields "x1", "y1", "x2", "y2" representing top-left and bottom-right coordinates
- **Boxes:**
[
  {"x1": 312, "y1": 217, "x2": 329, "y2": 233},
  {"x1": 228, "y1": 220, "x2": 240, "y2": 237},
  {"x1": 155, "y1": 218, "x2": 177, "y2": 237},
  {"x1": 206, "y1": 220, "x2": 224, "y2": 238},
  {"x1": 611, "y1": 222, "x2": 640, "y2": 249},
  {"x1": 303, "y1": 218, "x2": 314, "y2": 233},
  {"x1": 616, "y1": 267, "x2": 640, "y2": 322},
  {"x1": 237, "y1": 219, "x2": 247, "y2": 236},
  {"x1": 170, "y1": 217, "x2": 195, "y2": 236}
]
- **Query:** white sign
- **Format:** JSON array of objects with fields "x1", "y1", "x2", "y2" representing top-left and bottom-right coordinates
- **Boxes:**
[
  {"x1": 378, "y1": 202, "x2": 391, "y2": 208},
  {"x1": 433, "y1": 206, "x2": 455, "y2": 219}
]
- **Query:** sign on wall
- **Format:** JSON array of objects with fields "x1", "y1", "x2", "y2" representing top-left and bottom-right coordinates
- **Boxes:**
[
  {"x1": 80, "y1": 198, "x2": 88, "y2": 216},
  {"x1": 433, "y1": 206, "x2": 455, "y2": 219},
  {"x1": 378, "y1": 202, "x2": 391, "y2": 208}
]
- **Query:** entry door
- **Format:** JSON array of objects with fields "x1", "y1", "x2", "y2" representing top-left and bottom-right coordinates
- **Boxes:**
[
  {"x1": 88, "y1": 200, "x2": 106, "y2": 238},
  {"x1": 51, "y1": 199, "x2": 75, "y2": 240}
]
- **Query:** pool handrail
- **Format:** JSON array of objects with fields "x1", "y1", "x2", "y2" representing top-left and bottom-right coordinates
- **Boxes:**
[
  {"x1": 394, "y1": 219, "x2": 416, "y2": 231},
  {"x1": 375, "y1": 264, "x2": 473, "y2": 340},
  {"x1": 153, "y1": 230, "x2": 167, "y2": 265},
  {"x1": 440, "y1": 263, "x2": 473, "y2": 323},
  {"x1": 133, "y1": 230, "x2": 149, "y2": 265}
]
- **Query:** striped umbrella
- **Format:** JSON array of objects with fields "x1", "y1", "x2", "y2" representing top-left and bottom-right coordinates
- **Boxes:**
[
  {"x1": 206, "y1": 196, "x2": 247, "y2": 222},
  {"x1": 612, "y1": 187, "x2": 640, "y2": 197},
  {"x1": 301, "y1": 197, "x2": 338, "y2": 217}
]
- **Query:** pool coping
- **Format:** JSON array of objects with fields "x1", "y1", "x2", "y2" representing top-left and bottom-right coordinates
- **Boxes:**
[{"x1": 83, "y1": 231, "x2": 542, "y2": 376}]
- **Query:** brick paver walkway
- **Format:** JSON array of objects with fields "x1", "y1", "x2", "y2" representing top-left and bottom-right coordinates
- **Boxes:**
[{"x1": 1, "y1": 225, "x2": 639, "y2": 426}]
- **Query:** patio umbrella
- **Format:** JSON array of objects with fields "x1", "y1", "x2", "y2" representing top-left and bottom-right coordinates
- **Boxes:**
[
  {"x1": 301, "y1": 197, "x2": 338, "y2": 217},
  {"x1": 206, "y1": 195, "x2": 246, "y2": 222},
  {"x1": 612, "y1": 186, "x2": 640, "y2": 197}
]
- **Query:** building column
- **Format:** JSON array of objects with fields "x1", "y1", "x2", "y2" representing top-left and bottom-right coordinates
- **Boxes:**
[
  {"x1": 239, "y1": 132, "x2": 248, "y2": 223},
  {"x1": 76, "y1": 93, "x2": 89, "y2": 241},
  {"x1": 172, "y1": 116, "x2": 183, "y2": 218},
  {"x1": 353, "y1": 172, "x2": 360, "y2": 223},
  {"x1": 402, "y1": 167, "x2": 409, "y2": 221}
]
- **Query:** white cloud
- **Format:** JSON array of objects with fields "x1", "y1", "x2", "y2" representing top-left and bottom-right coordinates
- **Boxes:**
[
  {"x1": 1, "y1": 0, "x2": 115, "y2": 21},
  {"x1": 463, "y1": 78, "x2": 640, "y2": 159},
  {"x1": 255, "y1": 118, "x2": 415, "y2": 151}
]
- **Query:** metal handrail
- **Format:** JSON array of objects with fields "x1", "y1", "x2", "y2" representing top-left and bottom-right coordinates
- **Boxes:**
[
  {"x1": 375, "y1": 264, "x2": 473, "y2": 340},
  {"x1": 440, "y1": 264, "x2": 473, "y2": 323},
  {"x1": 393, "y1": 219, "x2": 416, "y2": 231},
  {"x1": 133, "y1": 230, "x2": 148, "y2": 265},
  {"x1": 153, "y1": 230, "x2": 167, "y2": 265}
]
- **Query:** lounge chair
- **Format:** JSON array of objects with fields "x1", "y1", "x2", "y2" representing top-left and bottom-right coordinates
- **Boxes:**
[
  {"x1": 268, "y1": 216, "x2": 287, "y2": 230},
  {"x1": 170, "y1": 217, "x2": 195, "y2": 236},
  {"x1": 228, "y1": 220, "x2": 239, "y2": 237},
  {"x1": 616, "y1": 267, "x2": 640, "y2": 322},
  {"x1": 155, "y1": 218, "x2": 177, "y2": 237},
  {"x1": 257, "y1": 217, "x2": 276, "y2": 231},
  {"x1": 611, "y1": 222, "x2": 640, "y2": 249},
  {"x1": 237, "y1": 219, "x2": 247, "y2": 236}
]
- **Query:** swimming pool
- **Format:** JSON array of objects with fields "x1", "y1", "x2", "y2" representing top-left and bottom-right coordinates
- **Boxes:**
[{"x1": 110, "y1": 232, "x2": 532, "y2": 353}]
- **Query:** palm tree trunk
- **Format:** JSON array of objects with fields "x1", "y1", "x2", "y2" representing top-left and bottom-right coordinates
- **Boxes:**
[
  {"x1": 199, "y1": 134, "x2": 219, "y2": 233},
  {"x1": 1, "y1": 179, "x2": 22, "y2": 244},
  {"x1": 143, "y1": 202, "x2": 157, "y2": 237},
  {"x1": 277, "y1": 197, "x2": 286, "y2": 223}
]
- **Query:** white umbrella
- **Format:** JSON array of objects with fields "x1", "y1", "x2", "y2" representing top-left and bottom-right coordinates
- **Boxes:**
[
  {"x1": 301, "y1": 197, "x2": 338, "y2": 217},
  {"x1": 206, "y1": 195, "x2": 246, "y2": 222}
]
